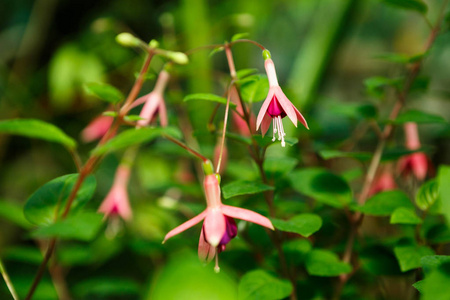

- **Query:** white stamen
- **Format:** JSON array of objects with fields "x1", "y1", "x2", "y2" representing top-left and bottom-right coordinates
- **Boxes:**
[
  {"x1": 214, "y1": 253, "x2": 220, "y2": 273},
  {"x1": 272, "y1": 118, "x2": 277, "y2": 142},
  {"x1": 274, "y1": 116, "x2": 285, "y2": 147}
]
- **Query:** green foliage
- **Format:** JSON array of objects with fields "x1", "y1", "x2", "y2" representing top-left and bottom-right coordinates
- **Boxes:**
[
  {"x1": 421, "y1": 262, "x2": 450, "y2": 300},
  {"x1": 438, "y1": 166, "x2": 450, "y2": 223},
  {"x1": 390, "y1": 207, "x2": 422, "y2": 224},
  {"x1": 289, "y1": 168, "x2": 352, "y2": 208},
  {"x1": 394, "y1": 243, "x2": 434, "y2": 272},
  {"x1": 416, "y1": 179, "x2": 440, "y2": 212},
  {"x1": 222, "y1": 181, "x2": 274, "y2": 199},
  {"x1": 84, "y1": 82, "x2": 125, "y2": 104},
  {"x1": 0, "y1": 119, "x2": 76, "y2": 149},
  {"x1": 357, "y1": 190, "x2": 413, "y2": 216},
  {"x1": 24, "y1": 174, "x2": 96, "y2": 226},
  {"x1": 31, "y1": 211, "x2": 104, "y2": 241},
  {"x1": 364, "y1": 76, "x2": 402, "y2": 98},
  {"x1": 271, "y1": 214, "x2": 322, "y2": 237},
  {"x1": 231, "y1": 33, "x2": 250, "y2": 42},
  {"x1": 183, "y1": 93, "x2": 236, "y2": 107},
  {"x1": 392, "y1": 110, "x2": 447, "y2": 124},
  {"x1": 92, "y1": 127, "x2": 181, "y2": 155},
  {"x1": 239, "y1": 75, "x2": 269, "y2": 103},
  {"x1": 305, "y1": 250, "x2": 352, "y2": 276},
  {"x1": 380, "y1": 0, "x2": 428, "y2": 14},
  {"x1": 318, "y1": 150, "x2": 371, "y2": 161},
  {"x1": 0, "y1": 200, "x2": 32, "y2": 229},
  {"x1": 73, "y1": 277, "x2": 140, "y2": 298},
  {"x1": 238, "y1": 270, "x2": 292, "y2": 300}
]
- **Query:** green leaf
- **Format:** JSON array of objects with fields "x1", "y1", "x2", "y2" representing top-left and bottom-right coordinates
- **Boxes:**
[
  {"x1": 3, "y1": 246, "x2": 43, "y2": 264},
  {"x1": 289, "y1": 168, "x2": 352, "y2": 208},
  {"x1": 421, "y1": 255, "x2": 450, "y2": 274},
  {"x1": 0, "y1": 119, "x2": 76, "y2": 149},
  {"x1": 392, "y1": 110, "x2": 447, "y2": 124},
  {"x1": 236, "y1": 68, "x2": 258, "y2": 79},
  {"x1": 183, "y1": 93, "x2": 235, "y2": 107},
  {"x1": 390, "y1": 207, "x2": 422, "y2": 224},
  {"x1": 416, "y1": 179, "x2": 440, "y2": 212},
  {"x1": 84, "y1": 82, "x2": 124, "y2": 104},
  {"x1": 263, "y1": 156, "x2": 298, "y2": 178},
  {"x1": 357, "y1": 190, "x2": 414, "y2": 216},
  {"x1": 0, "y1": 200, "x2": 33, "y2": 229},
  {"x1": 222, "y1": 181, "x2": 274, "y2": 199},
  {"x1": 283, "y1": 239, "x2": 312, "y2": 265},
  {"x1": 305, "y1": 250, "x2": 352, "y2": 277},
  {"x1": 381, "y1": 146, "x2": 430, "y2": 162},
  {"x1": 421, "y1": 263, "x2": 450, "y2": 300},
  {"x1": 231, "y1": 32, "x2": 249, "y2": 42},
  {"x1": 271, "y1": 214, "x2": 322, "y2": 237},
  {"x1": 413, "y1": 280, "x2": 424, "y2": 293},
  {"x1": 123, "y1": 115, "x2": 146, "y2": 122},
  {"x1": 239, "y1": 75, "x2": 269, "y2": 103},
  {"x1": 318, "y1": 150, "x2": 371, "y2": 161},
  {"x1": 103, "y1": 111, "x2": 118, "y2": 117},
  {"x1": 394, "y1": 244, "x2": 434, "y2": 272},
  {"x1": 364, "y1": 76, "x2": 402, "y2": 98},
  {"x1": 24, "y1": 174, "x2": 97, "y2": 226},
  {"x1": 375, "y1": 52, "x2": 425, "y2": 64},
  {"x1": 437, "y1": 166, "x2": 450, "y2": 224},
  {"x1": 92, "y1": 127, "x2": 181, "y2": 156},
  {"x1": 380, "y1": 0, "x2": 428, "y2": 14},
  {"x1": 31, "y1": 211, "x2": 103, "y2": 241},
  {"x1": 238, "y1": 270, "x2": 293, "y2": 300},
  {"x1": 209, "y1": 46, "x2": 224, "y2": 57},
  {"x1": 327, "y1": 102, "x2": 377, "y2": 119}
]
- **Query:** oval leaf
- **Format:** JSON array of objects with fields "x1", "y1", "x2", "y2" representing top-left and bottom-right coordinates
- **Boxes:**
[
  {"x1": 288, "y1": 168, "x2": 352, "y2": 208},
  {"x1": 381, "y1": 0, "x2": 428, "y2": 14},
  {"x1": 84, "y1": 82, "x2": 124, "y2": 104},
  {"x1": 239, "y1": 75, "x2": 269, "y2": 103},
  {"x1": 394, "y1": 244, "x2": 434, "y2": 272},
  {"x1": 92, "y1": 127, "x2": 181, "y2": 156},
  {"x1": 393, "y1": 110, "x2": 446, "y2": 124},
  {"x1": 238, "y1": 270, "x2": 293, "y2": 300},
  {"x1": 356, "y1": 190, "x2": 414, "y2": 216},
  {"x1": 24, "y1": 174, "x2": 97, "y2": 226},
  {"x1": 222, "y1": 181, "x2": 274, "y2": 199},
  {"x1": 416, "y1": 179, "x2": 440, "y2": 212},
  {"x1": 0, "y1": 119, "x2": 76, "y2": 149},
  {"x1": 390, "y1": 207, "x2": 422, "y2": 225},
  {"x1": 231, "y1": 32, "x2": 249, "y2": 42},
  {"x1": 183, "y1": 93, "x2": 235, "y2": 108},
  {"x1": 271, "y1": 213, "x2": 322, "y2": 237},
  {"x1": 305, "y1": 250, "x2": 352, "y2": 277}
]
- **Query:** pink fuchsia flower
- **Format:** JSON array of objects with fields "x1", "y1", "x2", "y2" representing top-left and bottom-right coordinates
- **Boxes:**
[
  {"x1": 163, "y1": 173, "x2": 274, "y2": 272},
  {"x1": 133, "y1": 69, "x2": 170, "y2": 128},
  {"x1": 369, "y1": 165, "x2": 397, "y2": 196},
  {"x1": 397, "y1": 122, "x2": 429, "y2": 181},
  {"x1": 98, "y1": 165, "x2": 132, "y2": 221},
  {"x1": 81, "y1": 115, "x2": 114, "y2": 142},
  {"x1": 256, "y1": 50, "x2": 308, "y2": 147}
]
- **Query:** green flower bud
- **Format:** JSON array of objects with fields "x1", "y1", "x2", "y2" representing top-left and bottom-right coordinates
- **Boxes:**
[
  {"x1": 202, "y1": 160, "x2": 214, "y2": 175},
  {"x1": 262, "y1": 49, "x2": 271, "y2": 60},
  {"x1": 149, "y1": 39, "x2": 160, "y2": 49},
  {"x1": 167, "y1": 51, "x2": 189, "y2": 65},
  {"x1": 116, "y1": 33, "x2": 140, "y2": 47}
]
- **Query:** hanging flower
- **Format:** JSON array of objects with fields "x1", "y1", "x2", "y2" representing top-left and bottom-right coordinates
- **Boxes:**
[
  {"x1": 98, "y1": 165, "x2": 132, "y2": 221},
  {"x1": 256, "y1": 50, "x2": 308, "y2": 147},
  {"x1": 369, "y1": 165, "x2": 397, "y2": 196},
  {"x1": 397, "y1": 122, "x2": 429, "y2": 181},
  {"x1": 81, "y1": 115, "x2": 114, "y2": 142},
  {"x1": 134, "y1": 69, "x2": 170, "y2": 128},
  {"x1": 163, "y1": 173, "x2": 273, "y2": 272}
]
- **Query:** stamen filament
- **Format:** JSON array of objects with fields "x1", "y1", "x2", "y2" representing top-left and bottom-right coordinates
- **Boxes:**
[{"x1": 214, "y1": 252, "x2": 220, "y2": 273}]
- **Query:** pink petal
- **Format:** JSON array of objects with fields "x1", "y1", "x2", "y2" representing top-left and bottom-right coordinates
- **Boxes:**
[
  {"x1": 276, "y1": 88, "x2": 297, "y2": 127},
  {"x1": 293, "y1": 105, "x2": 309, "y2": 129},
  {"x1": 158, "y1": 98, "x2": 168, "y2": 127},
  {"x1": 221, "y1": 205, "x2": 274, "y2": 230},
  {"x1": 203, "y1": 209, "x2": 226, "y2": 247},
  {"x1": 162, "y1": 210, "x2": 207, "y2": 243},
  {"x1": 260, "y1": 113, "x2": 272, "y2": 137},
  {"x1": 256, "y1": 89, "x2": 275, "y2": 130},
  {"x1": 137, "y1": 93, "x2": 160, "y2": 127},
  {"x1": 198, "y1": 228, "x2": 216, "y2": 263},
  {"x1": 130, "y1": 94, "x2": 148, "y2": 109}
]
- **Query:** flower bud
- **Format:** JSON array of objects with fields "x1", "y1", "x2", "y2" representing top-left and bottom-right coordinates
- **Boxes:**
[
  {"x1": 149, "y1": 39, "x2": 160, "y2": 49},
  {"x1": 166, "y1": 51, "x2": 189, "y2": 65},
  {"x1": 262, "y1": 49, "x2": 271, "y2": 60},
  {"x1": 116, "y1": 33, "x2": 141, "y2": 47}
]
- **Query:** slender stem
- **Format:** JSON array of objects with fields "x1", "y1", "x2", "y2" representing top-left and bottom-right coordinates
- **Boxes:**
[
  {"x1": 68, "y1": 148, "x2": 82, "y2": 173},
  {"x1": 163, "y1": 134, "x2": 208, "y2": 162},
  {"x1": 216, "y1": 87, "x2": 232, "y2": 174},
  {"x1": 333, "y1": 2, "x2": 448, "y2": 297},
  {"x1": 0, "y1": 258, "x2": 19, "y2": 300},
  {"x1": 230, "y1": 39, "x2": 266, "y2": 50}
]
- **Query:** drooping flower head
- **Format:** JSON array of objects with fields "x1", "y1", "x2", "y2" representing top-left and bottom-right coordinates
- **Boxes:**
[
  {"x1": 163, "y1": 161, "x2": 274, "y2": 272},
  {"x1": 98, "y1": 164, "x2": 133, "y2": 221},
  {"x1": 397, "y1": 122, "x2": 429, "y2": 181},
  {"x1": 81, "y1": 115, "x2": 114, "y2": 143},
  {"x1": 369, "y1": 164, "x2": 397, "y2": 196},
  {"x1": 256, "y1": 50, "x2": 308, "y2": 147},
  {"x1": 134, "y1": 69, "x2": 170, "y2": 128}
]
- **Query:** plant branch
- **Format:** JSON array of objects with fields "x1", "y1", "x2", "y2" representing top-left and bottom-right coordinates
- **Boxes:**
[
  {"x1": 0, "y1": 258, "x2": 19, "y2": 300},
  {"x1": 163, "y1": 134, "x2": 209, "y2": 162}
]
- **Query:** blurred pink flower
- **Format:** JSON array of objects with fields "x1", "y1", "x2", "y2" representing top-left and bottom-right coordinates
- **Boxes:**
[
  {"x1": 256, "y1": 55, "x2": 308, "y2": 147},
  {"x1": 81, "y1": 115, "x2": 114, "y2": 142},
  {"x1": 397, "y1": 122, "x2": 429, "y2": 181},
  {"x1": 369, "y1": 166, "x2": 397, "y2": 196},
  {"x1": 134, "y1": 70, "x2": 170, "y2": 127},
  {"x1": 98, "y1": 165, "x2": 132, "y2": 221},
  {"x1": 163, "y1": 174, "x2": 273, "y2": 271}
]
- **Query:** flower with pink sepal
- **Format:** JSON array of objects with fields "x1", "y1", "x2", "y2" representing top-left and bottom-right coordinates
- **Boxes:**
[
  {"x1": 98, "y1": 164, "x2": 133, "y2": 221},
  {"x1": 81, "y1": 115, "x2": 114, "y2": 143},
  {"x1": 163, "y1": 167, "x2": 273, "y2": 272},
  {"x1": 256, "y1": 50, "x2": 308, "y2": 147}
]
